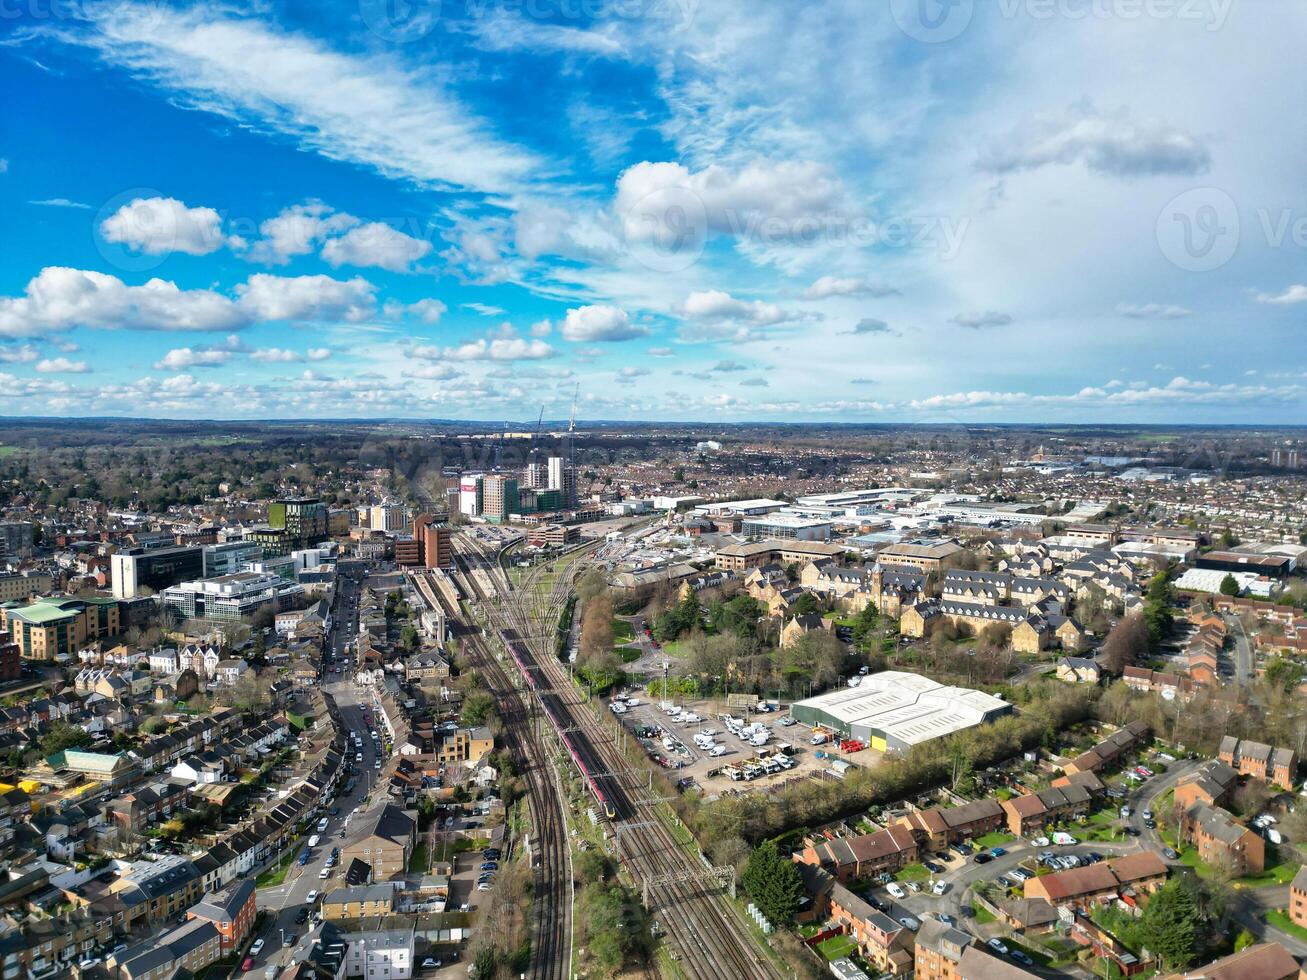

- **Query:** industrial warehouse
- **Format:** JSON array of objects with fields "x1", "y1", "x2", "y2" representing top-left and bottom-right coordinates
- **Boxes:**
[{"x1": 789, "y1": 671, "x2": 1013, "y2": 752}]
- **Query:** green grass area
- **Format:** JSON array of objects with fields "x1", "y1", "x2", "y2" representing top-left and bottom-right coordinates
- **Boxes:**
[
  {"x1": 1265, "y1": 910, "x2": 1307, "y2": 943},
  {"x1": 797, "y1": 923, "x2": 823, "y2": 939},
  {"x1": 896, "y1": 863, "x2": 931, "y2": 882},
  {"x1": 408, "y1": 842, "x2": 429, "y2": 873},
  {"x1": 1238, "y1": 858, "x2": 1301, "y2": 887},
  {"x1": 816, "y1": 935, "x2": 858, "y2": 961},
  {"x1": 612, "y1": 618, "x2": 635, "y2": 643},
  {"x1": 0, "y1": 446, "x2": 24, "y2": 457},
  {"x1": 618, "y1": 646, "x2": 642, "y2": 664},
  {"x1": 255, "y1": 849, "x2": 297, "y2": 888},
  {"x1": 972, "y1": 904, "x2": 997, "y2": 925},
  {"x1": 973, "y1": 831, "x2": 1016, "y2": 849}
]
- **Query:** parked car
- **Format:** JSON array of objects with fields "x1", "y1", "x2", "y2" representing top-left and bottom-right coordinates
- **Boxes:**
[
  {"x1": 972, "y1": 852, "x2": 993, "y2": 865},
  {"x1": 989, "y1": 847, "x2": 1007, "y2": 858},
  {"x1": 988, "y1": 939, "x2": 1009, "y2": 955},
  {"x1": 1163, "y1": 847, "x2": 1179, "y2": 860},
  {"x1": 886, "y1": 882, "x2": 907, "y2": 900},
  {"x1": 898, "y1": 916, "x2": 920, "y2": 931},
  {"x1": 923, "y1": 861, "x2": 946, "y2": 874},
  {"x1": 932, "y1": 881, "x2": 949, "y2": 896},
  {"x1": 251, "y1": 939, "x2": 265, "y2": 956},
  {"x1": 1011, "y1": 950, "x2": 1035, "y2": 966}
]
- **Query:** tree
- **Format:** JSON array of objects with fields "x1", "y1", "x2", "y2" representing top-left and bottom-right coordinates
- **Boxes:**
[
  {"x1": 791, "y1": 592, "x2": 822, "y2": 618},
  {"x1": 1264, "y1": 656, "x2": 1304, "y2": 693},
  {"x1": 40, "y1": 721, "x2": 91, "y2": 757},
  {"x1": 580, "y1": 594, "x2": 615, "y2": 662},
  {"x1": 742, "y1": 841, "x2": 803, "y2": 926},
  {"x1": 1137, "y1": 878, "x2": 1200, "y2": 969},
  {"x1": 1218, "y1": 573, "x2": 1241, "y2": 597},
  {"x1": 1102, "y1": 613, "x2": 1150, "y2": 674},
  {"x1": 460, "y1": 690, "x2": 496, "y2": 727}
]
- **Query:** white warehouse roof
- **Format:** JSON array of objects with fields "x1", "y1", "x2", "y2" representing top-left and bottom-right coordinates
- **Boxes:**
[{"x1": 792, "y1": 671, "x2": 1010, "y2": 747}]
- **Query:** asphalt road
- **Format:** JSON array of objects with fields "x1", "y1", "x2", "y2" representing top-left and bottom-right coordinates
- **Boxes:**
[
  {"x1": 1224, "y1": 613, "x2": 1254, "y2": 684},
  {"x1": 249, "y1": 563, "x2": 390, "y2": 977}
]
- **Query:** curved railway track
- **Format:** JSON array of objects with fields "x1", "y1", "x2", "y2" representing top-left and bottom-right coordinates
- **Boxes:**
[{"x1": 456, "y1": 535, "x2": 783, "y2": 980}]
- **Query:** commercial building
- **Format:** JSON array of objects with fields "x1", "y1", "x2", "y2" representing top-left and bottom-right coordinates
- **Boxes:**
[
  {"x1": 0, "y1": 570, "x2": 51, "y2": 603},
  {"x1": 547, "y1": 456, "x2": 577, "y2": 508},
  {"x1": 201, "y1": 541, "x2": 264, "y2": 577},
  {"x1": 876, "y1": 541, "x2": 966, "y2": 573},
  {"x1": 369, "y1": 503, "x2": 408, "y2": 532},
  {"x1": 1196, "y1": 551, "x2": 1291, "y2": 579},
  {"x1": 789, "y1": 671, "x2": 1011, "y2": 753},
  {"x1": 715, "y1": 539, "x2": 846, "y2": 572},
  {"x1": 3, "y1": 595, "x2": 122, "y2": 660},
  {"x1": 267, "y1": 497, "x2": 329, "y2": 546},
  {"x1": 482, "y1": 475, "x2": 519, "y2": 523},
  {"x1": 417, "y1": 518, "x2": 452, "y2": 570},
  {"x1": 0, "y1": 520, "x2": 35, "y2": 558},
  {"x1": 740, "y1": 514, "x2": 833, "y2": 541},
  {"x1": 161, "y1": 572, "x2": 304, "y2": 624},
  {"x1": 111, "y1": 545, "x2": 204, "y2": 598},
  {"x1": 459, "y1": 475, "x2": 484, "y2": 517}
]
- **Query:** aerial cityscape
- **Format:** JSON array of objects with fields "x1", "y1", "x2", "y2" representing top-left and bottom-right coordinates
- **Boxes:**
[{"x1": 2, "y1": 2, "x2": 1307, "y2": 980}]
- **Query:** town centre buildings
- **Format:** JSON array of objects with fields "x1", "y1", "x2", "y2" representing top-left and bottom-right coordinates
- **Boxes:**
[{"x1": 789, "y1": 671, "x2": 1012, "y2": 753}]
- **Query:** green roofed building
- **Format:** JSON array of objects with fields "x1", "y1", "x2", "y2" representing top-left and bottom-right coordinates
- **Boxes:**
[{"x1": 2, "y1": 595, "x2": 122, "y2": 661}]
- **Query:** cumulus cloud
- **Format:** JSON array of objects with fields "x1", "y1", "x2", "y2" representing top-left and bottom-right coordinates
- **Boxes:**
[
  {"x1": 100, "y1": 196, "x2": 230, "y2": 255},
  {"x1": 976, "y1": 102, "x2": 1211, "y2": 178},
  {"x1": 0, "y1": 345, "x2": 38, "y2": 364},
  {"x1": 950, "y1": 311, "x2": 1013, "y2": 330},
  {"x1": 647, "y1": 347, "x2": 675, "y2": 357},
  {"x1": 154, "y1": 347, "x2": 233, "y2": 370},
  {"x1": 1255, "y1": 285, "x2": 1307, "y2": 305},
  {"x1": 618, "y1": 366, "x2": 651, "y2": 378},
  {"x1": 740, "y1": 377, "x2": 769, "y2": 387},
  {"x1": 245, "y1": 201, "x2": 357, "y2": 264},
  {"x1": 560, "y1": 304, "x2": 647, "y2": 342},
  {"x1": 403, "y1": 363, "x2": 464, "y2": 380},
  {"x1": 321, "y1": 221, "x2": 432, "y2": 272},
  {"x1": 675, "y1": 290, "x2": 801, "y2": 325},
  {"x1": 803, "y1": 276, "x2": 899, "y2": 300},
  {"x1": 35, "y1": 357, "x2": 89, "y2": 373},
  {"x1": 236, "y1": 273, "x2": 375, "y2": 322},
  {"x1": 615, "y1": 159, "x2": 845, "y2": 245},
  {"x1": 442, "y1": 337, "x2": 558, "y2": 361},
  {"x1": 1115, "y1": 302, "x2": 1192, "y2": 319},
  {"x1": 847, "y1": 318, "x2": 896, "y2": 336},
  {"x1": 711, "y1": 360, "x2": 747, "y2": 372}
]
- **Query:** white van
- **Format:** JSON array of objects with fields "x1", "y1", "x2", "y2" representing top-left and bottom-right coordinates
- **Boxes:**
[
  {"x1": 317, "y1": 818, "x2": 329, "y2": 832},
  {"x1": 709, "y1": 745, "x2": 727, "y2": 757}
]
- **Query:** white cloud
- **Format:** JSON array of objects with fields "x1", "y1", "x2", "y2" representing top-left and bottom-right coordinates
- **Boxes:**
[
  {"x1": 236, "y1": 273, "x2": 375, "y2": 322},
  {"x1": 848, "y1": 318, "x2": 895, "y2": 336},
  {"x1": 1115, "y1": 303, "x2": 1192, "y2": 320},
  {"x1": 154, "y1": 347, "x2": 233, "y2": 370},
  {"x1": 100, "y1": 196, "x2": 229, "y2": 255},
  {"x1": 976, "y1": 103, "x2": 1211, "y2": 178},
  {"x1": 0, "y1": 267, "x2": 247, "y2": 337},
  {"x1": 463, "y1": 302, "x2": 506, "y2": 317},
  {"x1": 803, "y1": 276, "x2": 898, "y2": 300},
  {"x1": 0, "y1": 345, "x2": 38, "y2": 364},
  {"x1": 560, "y1": 305, "x2": 647, "y2": 342},
  {"x1": 675, "y1": 290, "x2": 800, "y2": 325},
  {"x1": 321, "y1": 222, "x2": 432, "y2": 272},
  {"x1": 306, "y1": 347, "x2": 331, "y2": 361},
  {"x1": 1255, "y1": 285, "x2": 1307, "y2": 305},
  {"x1": 950, "y1": 311, "x2": 1013, "y2": 330},
  {"x1": 246, "y1": 201, "x2": 357, "y2": 265},
  {"x1": 615, "y1": 159, "x2": 846, "y2": 245},
  {"x1": 68, "y1": 5, "x2": 539, "y2": 195},
  {"x1": 250, "y1": 348, "x2": 304, "y2": 363},
  {"x1": 648, "y1": 347, "x2": 675, "y2": 357},
  {"x1": 618, "y1": 366, "x2": 651, "y2": 378},
  {"x1": 443, "y1": 337, "x2": 558, "y2": 361},
  {"x1": 30, "y1": 198, "x2": 91, "y2": 209},
  {"x1": 35, "y1": 357, "x2": 88, "y2": 374},
  {"x1": 402, "y1": 362, "x2": 464, "y2": 380}
]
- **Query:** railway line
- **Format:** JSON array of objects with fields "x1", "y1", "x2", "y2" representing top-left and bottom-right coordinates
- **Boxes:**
[
  {"x1": 411, "y1": 561, "x2": 572, "y2": 980},
  {"x1": 454, "y1": 534, "x2": 783, "y2": 980}
]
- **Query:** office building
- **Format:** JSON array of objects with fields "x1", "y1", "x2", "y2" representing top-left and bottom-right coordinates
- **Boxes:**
[
  {"x1": 417, "y1": 518, "x2": 452, "y2": 570},
  {"x1": 0, "y1": 570, "x2": 52, "y2": 603},
  {"x1": 459, "y1": 475, "x2": 484, "y2": 517},
  {"x1": 482, "y1": 475, "x2": 519, "y2": 523},
  {"x1": 0, "y1": 521, "x2": 34, "y2": 558},
  {"x1": 201, "y1": 541, "x2": 265, "y2": 578},
  {"x1": 547, "y1": 457, "x2": 577, "y2": 508},
  {"x1": 160, "y1": 572, "x2": 304, "y2": 624},
  {"x1": 368, "y1": 503, "x2": 408, "y2": 532},
  {"x1": 3, "y1": 595, "x2": 122, "y2": 661},
  {"x1": 267, "y1": 497, "x2": 329, "y2": 546},
  {"x1": 524, "y1": 461, "x2": 548, "y2": 490},
  {"x1": 111, "y1": 545, "x2": 204, "y2": 599}
]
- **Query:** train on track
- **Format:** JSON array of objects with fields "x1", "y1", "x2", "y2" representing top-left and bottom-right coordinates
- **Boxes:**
[{"x1": 501, "y1": 626, "x2": 619, "y2": 821}]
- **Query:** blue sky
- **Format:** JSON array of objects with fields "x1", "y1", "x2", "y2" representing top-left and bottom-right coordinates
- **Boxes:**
[{"x1": 0, "y1": 0, "x2": 1304, "y2": 422}]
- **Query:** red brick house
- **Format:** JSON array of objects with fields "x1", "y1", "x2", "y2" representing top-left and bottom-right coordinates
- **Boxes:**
[{"x1": 187, "y1": 879, "x2": 256, "y2": 954}]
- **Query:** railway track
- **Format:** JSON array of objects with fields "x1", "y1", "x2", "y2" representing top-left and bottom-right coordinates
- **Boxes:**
[
  {"x1": 421, "y1": 558, "x2": 572, "y2": 980},
  {"x1": 457, "y1": 535, "x2": 783, "y2": 980}
]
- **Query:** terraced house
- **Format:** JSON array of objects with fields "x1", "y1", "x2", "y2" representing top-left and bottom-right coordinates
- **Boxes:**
[
  {"x1": 1218, "y1": 737, "x2": 1297, "y2": 788},
  {"x1": 793, "y1": 824, "x2": 919, "y2": 883}
]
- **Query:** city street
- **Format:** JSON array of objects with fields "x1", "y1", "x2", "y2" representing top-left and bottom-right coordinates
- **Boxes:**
[{"x1": 249, "y1": 562, "x2": 390, "y2": 977}]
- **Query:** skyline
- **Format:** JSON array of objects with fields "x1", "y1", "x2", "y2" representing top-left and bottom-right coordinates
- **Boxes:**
[{"x1": 3, "y1": 1, "x2": 1306, "y2": 422}]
